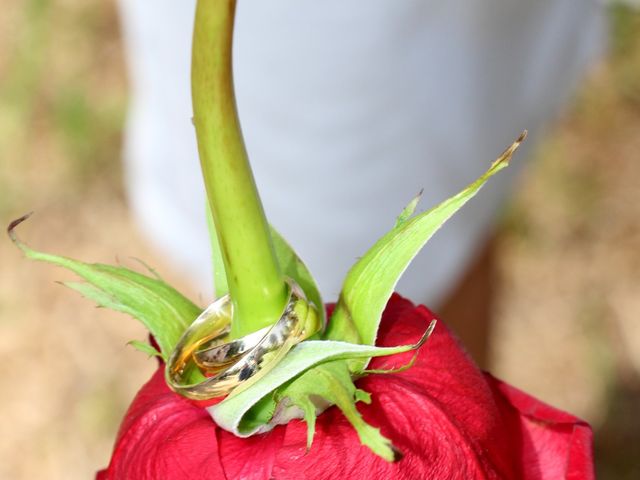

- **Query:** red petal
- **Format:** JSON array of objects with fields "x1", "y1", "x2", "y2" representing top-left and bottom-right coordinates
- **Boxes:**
[
  {"x1": 99, "y1": 293, "x2": 594, "y2": 479},
  {"x1": 488, "y1": 375, "x2": 595, "y2": 480},
  {"x1": 99, "y1": 369, "x2": 226, "y2": 479}
]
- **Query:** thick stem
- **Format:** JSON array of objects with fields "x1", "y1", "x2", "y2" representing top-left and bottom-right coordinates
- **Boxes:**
[{"x1": 192, "y1": 0, "x2": 287, "y2": 338}]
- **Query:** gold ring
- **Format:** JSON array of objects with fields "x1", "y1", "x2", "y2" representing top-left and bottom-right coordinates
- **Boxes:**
[{"x1": 165, "y1": 278, "x2": 320, "y2": 401}]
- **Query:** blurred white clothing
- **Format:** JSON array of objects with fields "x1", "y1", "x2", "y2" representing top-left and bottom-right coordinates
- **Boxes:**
[{"x1": 117, "y1": 0, "x2": 605, "y2": 304}]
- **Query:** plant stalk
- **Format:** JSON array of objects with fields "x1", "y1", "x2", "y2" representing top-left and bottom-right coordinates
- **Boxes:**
[{"x1": 192, "y1": 0, "x2": 287, "y2": 338}]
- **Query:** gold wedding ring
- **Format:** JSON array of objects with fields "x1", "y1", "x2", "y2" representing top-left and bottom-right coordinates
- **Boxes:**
[{"x1": 165, "y1": 278, "x2": 320, "y2": 401}]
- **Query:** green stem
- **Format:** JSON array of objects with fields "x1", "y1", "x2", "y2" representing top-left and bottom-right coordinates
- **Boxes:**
[{"x1": 192, "y1": 0, "x2": 287, "y2": 338}]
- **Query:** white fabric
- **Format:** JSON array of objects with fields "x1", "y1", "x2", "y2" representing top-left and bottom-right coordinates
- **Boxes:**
[{"x1": 117, "y1": 0, "x2": 605, "y2": 304}]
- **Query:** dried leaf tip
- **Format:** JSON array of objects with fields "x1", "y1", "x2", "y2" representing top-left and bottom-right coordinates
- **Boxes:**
[
  {"x1": 492, "y1": 130, "x2": 528, "y2": 169},
  {"x1": 7, "y1": 212, "x2": 34, "y2": 246},
  {"x1": 391, "y1": 445, "x2": 405, "y2": 463},
  {"x1": 517, "y1": 129, "x2": 528, "y2": 143},
  {"x1": 414, "y1": 319, "x2": 437, "y2": 349}
]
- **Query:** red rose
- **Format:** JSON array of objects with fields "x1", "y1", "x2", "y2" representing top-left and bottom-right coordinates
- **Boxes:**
[{"x1": 97, "y1": 294, "x2": 593, "y2": 479}]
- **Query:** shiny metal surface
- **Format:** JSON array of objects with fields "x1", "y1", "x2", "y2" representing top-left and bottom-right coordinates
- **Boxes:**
[{"x1": 165, "y1": 278, "x2": 320, "y2": 400}]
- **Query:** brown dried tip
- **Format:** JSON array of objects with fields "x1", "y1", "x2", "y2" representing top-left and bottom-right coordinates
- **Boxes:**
[
  {"x1": 496, "y1": 130, "x2": 528, "y2": 167},
  {"x1": 7, "y1": 212, "x2": 33, "y2": 243},
  {"x1": 414, "y1": 319, "x2": 437, "y2": 349},
  {"x1": 391, "y1": 445, "x2": 405, "y2": 462},
  {"x1": 518, "y1": 130, "x2": 528, "y2": 143}
]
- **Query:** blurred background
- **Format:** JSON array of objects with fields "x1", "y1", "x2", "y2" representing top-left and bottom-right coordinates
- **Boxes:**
[{"x1": 0, "y1": 1, "x2": 639, "y2": 479}]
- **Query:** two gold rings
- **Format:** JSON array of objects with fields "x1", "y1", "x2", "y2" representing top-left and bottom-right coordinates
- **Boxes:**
[{"x1": 166, "y1": 278, "x2": 320, "y2": 401}]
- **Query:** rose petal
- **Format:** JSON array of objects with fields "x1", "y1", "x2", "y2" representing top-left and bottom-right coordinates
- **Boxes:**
[
  {"x1": 99, "y1": 294, "x2": 594, "y2": 480},
  {"x1": 100, "y1": 369, "x2": 225, "y2": 479}
]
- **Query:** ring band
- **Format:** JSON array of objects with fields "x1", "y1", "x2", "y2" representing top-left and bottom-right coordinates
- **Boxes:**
[{"x1": 165, "y1": 278, "x2": 320, "y2": 401}]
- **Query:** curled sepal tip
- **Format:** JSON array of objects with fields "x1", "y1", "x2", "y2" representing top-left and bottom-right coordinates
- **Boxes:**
[
  {"x1": 493, "y1": 129, "x2": 527, "y2": 170},
  {"x1": 7, "y1": 212, "x2": 34, "y2": 250},
  {"x1": 414, "y1": 319, "x2": 437, "y2": 349},
  {"x1": 7, "y1": 212, "x2": 201, "y2": 359}
]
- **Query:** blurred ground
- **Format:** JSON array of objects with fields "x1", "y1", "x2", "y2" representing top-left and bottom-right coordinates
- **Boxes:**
[{"x1": 1, "y1": 1, "x2": 639, "y2": 479}]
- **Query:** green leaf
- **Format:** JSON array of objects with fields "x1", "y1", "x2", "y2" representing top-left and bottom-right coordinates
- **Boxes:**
[
  {"x1": 8, "y1": 214, "x2": 201, "y2": 359},
  {"x1": 284, "y1": 362, "x2": 398, "y2": 461},
  {"x1": 235, "y1": 392, "x2": 278, "y2": 433},
  {"x1": 395, "y1": 189, "x2": 423, "y2": 227},
  {"x1": 270, "y1": 227, "x2": 325, "y2": 329},
  {"x1": 127, "y1": 339, "x2": 162, "y2": 358},
  {"x1": 210, "y1": 326, "x2": 433, "y2": 434},
  {"x1": 207, "y1": 207, "x2": 325, "y2": 328},
  {"x1": 326, "y1": 132, "x2": 526, "y2": 346}
]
